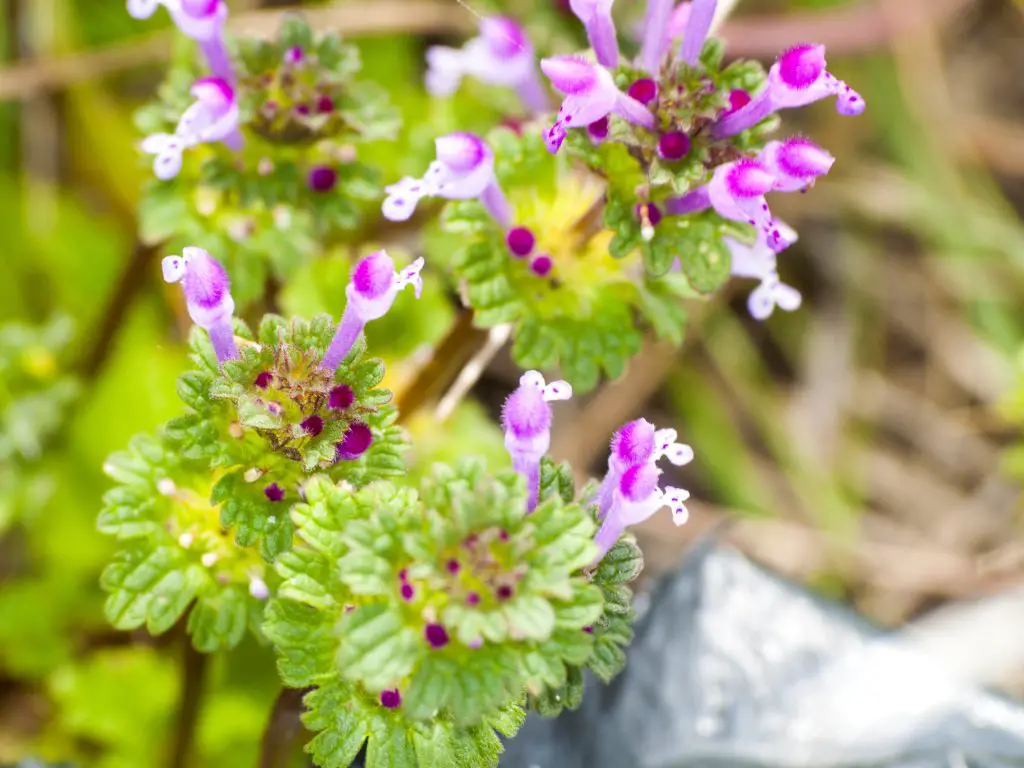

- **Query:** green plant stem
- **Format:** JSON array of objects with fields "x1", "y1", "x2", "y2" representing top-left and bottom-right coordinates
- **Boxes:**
[
  {"x1": 259, "y1": 686, "x2": 312, "y2": 768},
  {"x1": 169, "y1": 636, "x2": 208, "y2": 768}
]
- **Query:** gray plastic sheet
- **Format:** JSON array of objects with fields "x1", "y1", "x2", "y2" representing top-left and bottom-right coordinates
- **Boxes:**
[{"x1": 500, "y1": 541, "x2": 1024, "y2": 768}]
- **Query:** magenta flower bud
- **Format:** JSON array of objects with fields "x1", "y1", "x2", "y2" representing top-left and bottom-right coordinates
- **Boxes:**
[
  {"x1": 639, "y1": 0, "x2": 675, "y2": 73},
  {"x1": 501, "y1": 371, "x2": 572, "y2": 512},
  {"x1": 383, "y1": 132, "x2": 510, "y2": 227},
  {"x1": 540, "y1": 56, "x2": 655, "y2": 154},
  {"x1": 679, "y1": 0, "x2": 717, "y2": 65},
  {"x1": 506, "y1": 227, "x2": 536, "y2": 258},
  {"x1": 141, "y1": 77, "x2": 241, "y2": 180},
  {"x1": 426, "y1": 16, "x2": 550, "y2": 112},
  {"x1": 425, "y1": 623, "x2": 450, "y2": 649},
  {"x1": 127, "y1": 0, "x2": 233, "y2": 82},
  {"x1": 264, "y1": 483, "x2": 285, "y2": 502},
  {"x1": 254, "y1": 371, "x2": 273, "y2": 389},
  {"x1": 400, "y1": 582, "x2": 415, "y2": 601},
  {"x1": 569, "y1": 0, "x2": 619, "y2": 68},
  {"x1": 380, "y1": 689, "x2": 402, "y2": 709},
  {"x1": 446, "y1": 558, "x2": 461, "y2": 574},
  {"x1": 335, "y1": 422, "x2": 373, "y2": 461},
  {"x1": 316, "y1": 95, "x2": 335, "y2": 114},
  {"x1": 727, "y1": 220, "x2": 802, "y2": 320},
  {"x1": 658, "y1": 131, "x2": 691, "y2": 161},
  {"x1": 627, "y1": 78, "x2": 658, "y2": 106},
  {"x1": 308, "y1": 166, "x2": 338, "y2": 193},
  {"x1": 284, "y1": 46, "x2": 304, "y2": 65},
  {"x1": 529, "y1": 254, "x2": 554, "y2": 277},
  {"x1": 496, "y1": 584, "x2": 514, "y2": 601},
  {"x1": 760, "y1": 137, "x2": 835, "y2": 192},
  {"x1": 466, "y1": 592, "x2": 481, "y2": 606},
  {"x1": 320, "y1": 251, "x2": 424, "y2": 370},
  {"x1": 328, "y1": 385, "x2": 354, "y2": 410},
  {"x1": 635, "y1": 203, "x2": 662, "y2": 229},
  {"x1": 162, "y1": 246, "x2": 238, "y2": 363},
  {"x1": 587, "y1": 116, "x2": 610, "y2": 142},
  {"x1": 301, "y1": 415, "x2": 324, "y2": 437}
]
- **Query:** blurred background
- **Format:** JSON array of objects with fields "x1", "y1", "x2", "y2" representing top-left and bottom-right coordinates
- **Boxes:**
[{"x1": 2, "y1": 0, "x2": 1024, "y2": 766}]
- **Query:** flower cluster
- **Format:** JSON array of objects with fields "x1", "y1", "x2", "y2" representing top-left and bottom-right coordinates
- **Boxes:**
[{"x1": 594, "y1": 418, "x2": 693, "y2": 559}]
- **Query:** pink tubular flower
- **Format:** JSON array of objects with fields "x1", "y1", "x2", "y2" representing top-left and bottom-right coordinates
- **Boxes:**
[
  {"x1": 382, "y1": 133, "x2": 511, "y2": 227},
  {"x1": 679, "y1": 0, "x2": 717, "y2": 66},
  {"x1": 665, "y1": 159, "x2": 793, "y2": 253},
  {"x1": 141, "y1": 77, "x2": 242, "y2": 181},
  {"x1": 320, "y1": 251, "x2": 424, "y2": 371},
  {"x1": 714, "y1": 44, "x2": 865, "y2": 138},
  {"x1": 162, "y1": 246, "x2": 238, "y2": 363},
  {"x1": 639, "y1": 0, "x2": 675, "y2": 73},
  {"x1": 728, "y1": 220, "x2": 802, "y2": 321},
  {"x1": 593, "y1": 463, "x2": 689, "y2": 561},
  {"x1": 426, "y1": 17, "x2": 549, "y2": 113},
  {"x1": 569, "y1": 0, "x2": 619, "y2": 69},
  {"x1": 501, "y1": 371, "x2": 572, "y2": 513},
  {"x1": 596, "y1": 419, "x2": 694, "y2": 519},
  {"x1": 759, "y1": 137, "x2": 835, "y2": 192},
  {"x1": 126, "y1": 0, "x2": 233, "y2": 82},
  {"x1": 540, "y1": 56, "x2": 655, "y2": 154}
]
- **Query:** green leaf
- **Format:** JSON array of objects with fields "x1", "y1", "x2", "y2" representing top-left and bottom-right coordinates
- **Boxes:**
[
  {"x1": 187, "y1": 586, "x2": 249, "y2": 653},
  {"x1": 101, "y1": 544, "x2": 206, "y2": 634},
  {"x1": 594, "y1": 538, "x2": 645, "y2": 586},
  {"x1": 264, "y1": 598, "x2": 338, "y2": 686},
  {"x1": 337, "y1": 605, "x2": 420, "y2": 690}
]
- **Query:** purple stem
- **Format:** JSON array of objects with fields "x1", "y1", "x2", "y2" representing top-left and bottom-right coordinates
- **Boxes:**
[
  {"x1": 320, "y1": 303, "x2": 365, "y2": 371},
  {"x1": 680, "y1": 0, "x2": 717, "y2": 66},
  {"x1": 207, "y1": 319, "x2": 239, "y2": 363},
  {"x1": 199, "y1": 35, "x2": 235, "y2": 84},
  {"x1": 664, "y1": 186, "x2": 710, "y2": 215},
  {"x1": 517, "y1": 70, "x2": 552, "y2": 114},
  {"x1": 481, "y1": 182, "x2": 512, "y2": 229},
  {"x1": 512, "y1": 452, "x2": 541, "y2": 513},
  {"x1": 586, "y1": 11, "x2": 619, "y2": 69},
  {"x1": 593, "y1": 516, "x2": 625, "y2": 562},
  {"x1": 639, "y1": 0, "x2": 674, "y2": 74},
  {"x1": 712, "y1": 89, "x2": 774, "y2": 139}
]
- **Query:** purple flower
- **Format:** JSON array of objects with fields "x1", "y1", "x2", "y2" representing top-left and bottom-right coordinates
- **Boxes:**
[
  {"x1": 127, "y1": 0, "x2": 233, "y2": 82},
  {"x1": 593, "y1": 463, "x2": 690, "y2": 561},
  {"x1": 679, "y1": 0, "x2": 717, "y2": 66},
  {"x1": 665, "y1": 158, "x2": 792, "y2": 253},
  {"x1": 569, "y1": 0, "x2": 619, "y2": 68},
  {"x1": 501, "y1": 370, "x2": 572, "y2": 512},
  {"x1": 540, "y1": 56, "x2": 655, "y2": 154},
  {"x1": 728, "y1": 220, "x2": 802, "y2": 320},
  {"x1": 161, "y1": 246, "x2": 238, "y2": 363},
  {"x1": 759, "y1": 137, "x2": 834, "y2": 192},
  {"x1": 383, "y1": 133, "x2": 511, "y2": 227},
  {"x1": 639, "y1": 0, "x2": 675, "y2": 73},
  {"x1": 335, "y1": 422, "x2": 374, "y2": 461},
  {"x1": 320, "y1": 251, "x2": 424, "y2": 370},
  {"x1": 141, "y1": 77, "x2": 241, "y2": 180},
  {"x1": 426, "y1": 17, "x2": 549, "y2": 112},
  {"x1": 714, "y1": 44, "x2": 865, "y2": 138},
  {"x1": 596, "y1": 419, "x2": 693, "y2": 519}
]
